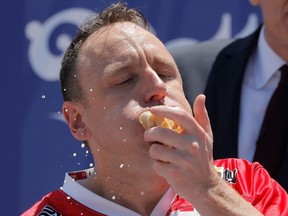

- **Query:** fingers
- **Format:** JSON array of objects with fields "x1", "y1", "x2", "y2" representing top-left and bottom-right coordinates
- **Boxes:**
[
  {"x1": 143, "y1": 95, "x2": 217, "y2": 199},
  {"x1": 148, "y1": 136, "x2": 200, "y2": 163},
  {"x1": 149, "y1": 143, "x2": 177, "y2": 163},
  {"x1": 144, "y1": 126, "x2": 191, "y2": 149},
  {"x1": 145, "y1": 94, "x2": 214, "y2": 162},
  {"x1": 193, "y1": 94, "x2": 213, "y2": 141},
  {"x1": 149, "y1": 105, "x2": 202, "y2": 136},
  {"x1": 148, "y1": 95, "x2": 213, "y2": 143}
]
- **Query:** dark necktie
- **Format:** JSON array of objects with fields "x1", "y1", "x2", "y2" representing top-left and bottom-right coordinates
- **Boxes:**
[{"x1": 253, "y1": 64, "x2": 288, "y2": 178}]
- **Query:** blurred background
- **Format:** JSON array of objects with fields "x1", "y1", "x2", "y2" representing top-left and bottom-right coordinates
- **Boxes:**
[{"x1": 0, "y1": 0, "x2": 261, "y2": 215}]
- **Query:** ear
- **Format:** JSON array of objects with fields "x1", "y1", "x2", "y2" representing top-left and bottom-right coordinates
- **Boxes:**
[
  {"x1": 62, "y1": 101, "x2": 90, "y2": 141},
  {"x1": 249, "y1": 0, "x2": 260, "y2": 6}
]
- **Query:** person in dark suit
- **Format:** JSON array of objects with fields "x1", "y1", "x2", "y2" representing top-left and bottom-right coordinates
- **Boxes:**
[{"x1": 205, "y1": 0, "x2": 288, "y2": 191}]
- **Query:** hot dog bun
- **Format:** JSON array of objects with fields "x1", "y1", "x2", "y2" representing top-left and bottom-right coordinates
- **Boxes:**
[{"x1": 139, "y1": 111, "x2": 183, "y2": 133}]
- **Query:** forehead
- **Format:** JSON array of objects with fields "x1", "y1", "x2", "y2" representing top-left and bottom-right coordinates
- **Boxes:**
[
  {"x1": 77, "y1": 22, "x2": 173, "y2": 72},
  {"x1": 82, "y1": 22, "x2": 159, "y2": 51}
]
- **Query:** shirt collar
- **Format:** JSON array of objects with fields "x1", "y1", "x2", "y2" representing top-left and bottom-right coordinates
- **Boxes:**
[
  {"x1": 62, "y1": 168, "x2": 176, "y2": 216},
  {"x1": 253, "y1": 26, "x2": 286, "y2": 89}
]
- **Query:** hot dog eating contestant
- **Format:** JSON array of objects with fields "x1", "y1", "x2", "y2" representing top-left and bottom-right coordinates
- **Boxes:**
[{"x1": 22, "y1": 2, "x2": 288, "y2": 216}]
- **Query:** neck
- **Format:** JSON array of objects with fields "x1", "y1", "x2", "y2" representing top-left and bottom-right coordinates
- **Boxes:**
[{"x1": 85, "y1": 166, "x2": 169, "y2": 215}]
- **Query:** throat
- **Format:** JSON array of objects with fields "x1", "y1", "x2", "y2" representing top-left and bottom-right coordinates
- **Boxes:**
[{"x1": 83, "y1": 171, "x2": 170, "y2": 215}]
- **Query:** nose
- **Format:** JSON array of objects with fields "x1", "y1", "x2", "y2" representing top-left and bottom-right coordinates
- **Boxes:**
[{"x1": 144, "y1": 69, "x2": 167, "y2": 103}]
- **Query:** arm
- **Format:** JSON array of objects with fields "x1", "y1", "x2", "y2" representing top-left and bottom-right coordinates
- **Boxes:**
[
  {"x1": 188, "y1": 177, "x2": 263, "y2": 216},
  {"x1": 145, "y1": 94, "x2": 263, "y2": 215}
]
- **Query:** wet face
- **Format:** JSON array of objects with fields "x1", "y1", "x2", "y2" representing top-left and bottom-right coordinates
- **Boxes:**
[
  {"x1": 251, "y1": 0, "x2": 288, "y2": 57},
  {"x1": 69, "y1": 22, "x2": 191, "y2": 172}
]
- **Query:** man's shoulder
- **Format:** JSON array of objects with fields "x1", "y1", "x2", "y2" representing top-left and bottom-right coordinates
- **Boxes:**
[
  {"x1": 213, "y1": 158, "x2": 264, "y2": 185},
  {"x1": 214, "y1": 158, "x2": 263, "y2": 171},
  {"x1": 213, "y1": 158, "x2": 288, "y2": 214},
  {"x1": 21, "y1": 190, "x2": 64, "y2": 216},
  {"x1": 215, "y1": 26, "x2": 262, "y2": 59},
  {"x1": 21, "y1": 190, "x2": 103, "y2": 216}
]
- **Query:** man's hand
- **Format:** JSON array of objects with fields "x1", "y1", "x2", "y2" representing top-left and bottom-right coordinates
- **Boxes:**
[
  {"x1": 144, "y1": 94, "x2": 217, "y2": 199},
  {"x1": 144, "y1": 94, "x2": 263, "y2": 216}
]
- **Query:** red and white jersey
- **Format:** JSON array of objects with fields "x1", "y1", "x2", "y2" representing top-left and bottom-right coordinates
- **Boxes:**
[{"x1": 22, "y1": 158, "x2": 288, "y2": 216}]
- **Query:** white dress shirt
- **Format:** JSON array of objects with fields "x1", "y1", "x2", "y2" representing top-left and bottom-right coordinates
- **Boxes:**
[{"x1": 238, "y1": 26, "x2": 286, "y2": 161}]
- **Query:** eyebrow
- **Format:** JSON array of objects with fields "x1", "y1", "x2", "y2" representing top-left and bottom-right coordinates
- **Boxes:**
[
  {"x1": 147, "y1": 50, "x2": 174, "y2": 67},
  {"x1": 104, "y1": 61, "x2": 131, "y2": 76},
  {"x1": 101, "y1": 62, "x2": 131, "y2": 83}
]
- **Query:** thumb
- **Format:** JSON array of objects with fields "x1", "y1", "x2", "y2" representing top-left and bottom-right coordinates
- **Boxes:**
[{"x1": 193, "y1": 94, "x2": 213, "y2": 142}]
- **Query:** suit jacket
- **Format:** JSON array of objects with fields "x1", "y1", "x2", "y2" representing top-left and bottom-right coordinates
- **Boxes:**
[{"x1": 204, "y1": 26, "x2": 288, "y2": 191}]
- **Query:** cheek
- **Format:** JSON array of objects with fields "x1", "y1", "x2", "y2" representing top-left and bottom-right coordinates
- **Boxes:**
[
  {"x1": 168, "y1": 84, "x2": 192, "y2": 113},
  {"x1": 86, "y1": 107, "x2": 134, "y2": 142}
]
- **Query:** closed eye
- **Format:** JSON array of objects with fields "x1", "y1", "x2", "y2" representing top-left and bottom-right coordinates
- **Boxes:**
[
  {"x1": 158, "y1": 72, "x2": 174, "y2": 82},
  {"x1": 117, "y1": 77, "x2": 135, "y2": 86}
]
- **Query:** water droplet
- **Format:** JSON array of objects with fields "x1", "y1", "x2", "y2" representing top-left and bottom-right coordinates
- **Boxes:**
[
  {"x1": 89, "y1": 163, "x2": 93, "y2": 167},
  {"x1": 120, "y1": 164, "x2": 124, "y2": 168},
  {"x1": 122, "y1": 138, "x2": 127, "y2": 142},
  {"x1": 81, "y1": 143, "x2": 85, "y2": 148},
  {"x1": 119, "y1": 127, "x2": 123, "y2": 130},
  {"x1": 140, "y1": 191, "x2": 145, "y2": 196},
  {"x1": 41, "y1": 95, "x2": 46, "y2": 99},
  {"x1": 89, "y1": 89, "x2": 93, "y2": 92},
  {"x1": 73, "y1": 74, "x2": 77, "y2": 78},
  {"x1": 73, "y1": 153, "x2": 77, "y2": 157},
  {"x1": 67, "y1": 196, "x2": 71, "y2": 200},
  {"x1": 86, "y1": 150, "x2": 89, "y2": 154},
  {"x1": 63, "y1": 88, "x2": 67, "y2": 92},
  {"x1": 112, "y1": 196, "x2": 116, "y2": 200}
]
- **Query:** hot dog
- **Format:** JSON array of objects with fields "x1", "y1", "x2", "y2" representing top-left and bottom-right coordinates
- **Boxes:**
[{"x1": 139, "y1": 111, "x2": 183, "y2": 133}]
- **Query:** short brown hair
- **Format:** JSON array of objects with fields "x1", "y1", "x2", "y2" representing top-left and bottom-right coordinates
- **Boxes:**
[{"x1": 59, "y1": 2, "x2": 148, "y2": 101}]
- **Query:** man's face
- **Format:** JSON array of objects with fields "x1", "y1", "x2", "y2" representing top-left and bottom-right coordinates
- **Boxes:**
[
  {"x1": 252, "y1": 0, "x2": 288, "y2": 51},
  {"x1": 75, "y1": 22, "x2": 191, "y2": 171}
]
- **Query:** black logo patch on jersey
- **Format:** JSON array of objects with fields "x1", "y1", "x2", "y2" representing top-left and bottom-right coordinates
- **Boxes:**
[
  {"x1": 223, "y1": 168, "x2": 237, "y2": 184},
  {"x1": 38, "y1": 205, "x2": 61, "y2": 216}
]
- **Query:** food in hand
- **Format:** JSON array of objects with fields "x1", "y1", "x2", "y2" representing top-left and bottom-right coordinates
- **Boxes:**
[{"x1": 139, "y1": 111, "x2": 183, "y2": 133}]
